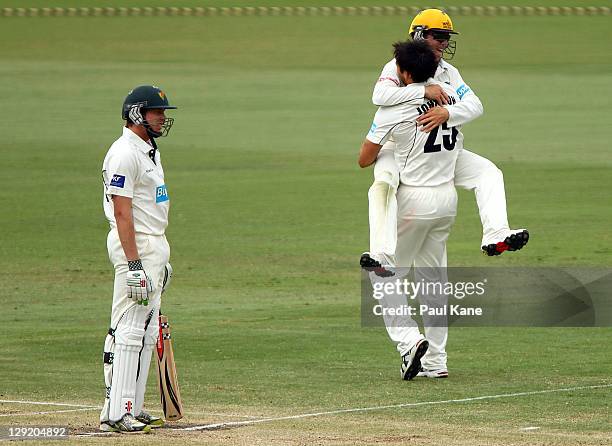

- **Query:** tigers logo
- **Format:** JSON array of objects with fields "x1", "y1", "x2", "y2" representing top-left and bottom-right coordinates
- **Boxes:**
[
  {"x1": 442, "y1": 21, "x2": 451, "y2": 29},
  {"x1": 158, "y1": 90, "x2": 166, "y2": 100}
]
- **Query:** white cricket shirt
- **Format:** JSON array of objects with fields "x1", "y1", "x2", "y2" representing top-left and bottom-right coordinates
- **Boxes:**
[
  {"x1": 102, "y1": 127, "x2": 169, "y2": 235},
  {"x1": 366, "y1": 82, "x2": 464, "y2": 187},
  {"x1": 372, "y1": 58, "x2": 483, "y2": 128}
]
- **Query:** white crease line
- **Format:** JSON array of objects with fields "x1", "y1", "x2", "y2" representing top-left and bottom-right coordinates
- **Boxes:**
[
  {"x1": 0, "y1": 407, "x2": 99, "y2": 417},
  {"x1": 141, "y1": 408, "x2": 260, "y2": 419},
  {"x1": 181, "y1": 383, "x2": 612, "y2": 431},
  {"x1": 0, "y1": 399, "x2": 260, "y2": 420},
  {"x1": 185, "y1": 411, "x2": 262, "y2": 419},
  {"x1": 0, "y1": 399, "x2": 99, "y2": 409}
]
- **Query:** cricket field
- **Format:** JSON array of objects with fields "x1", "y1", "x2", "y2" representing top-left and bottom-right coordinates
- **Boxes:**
[{"x1": 1, "y1": 1, "x2": 611, "y2": 444}]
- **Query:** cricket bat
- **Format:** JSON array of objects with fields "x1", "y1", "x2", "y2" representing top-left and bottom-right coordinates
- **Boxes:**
[{"x1": 156, "y1": 313, "x2": 184, "y2": 421}]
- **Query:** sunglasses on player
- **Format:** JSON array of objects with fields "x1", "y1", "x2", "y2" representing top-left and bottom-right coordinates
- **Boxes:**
[{"x1": 429, "y1": 31, "x2": 452, "y2": 42}]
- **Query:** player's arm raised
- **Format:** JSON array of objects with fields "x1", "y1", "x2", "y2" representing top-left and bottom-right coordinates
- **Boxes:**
[
  {"x1": 440, "y1": 67, "x2": 483, "y2": 128},
  {"x1": 373, "y1": 61, "x2": 449, "y2": 107},
  {"x1": 418, "y1": 74, "x2": 483, "y2": 132}
]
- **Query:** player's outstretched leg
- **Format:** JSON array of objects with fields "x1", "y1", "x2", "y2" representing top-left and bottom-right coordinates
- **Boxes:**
[
  {"x1": 453, "y1": 149, "x2": 529, "y2": 256},
  {"x1": 362, "y1": 146, "x2": 400, "y2": 272}
]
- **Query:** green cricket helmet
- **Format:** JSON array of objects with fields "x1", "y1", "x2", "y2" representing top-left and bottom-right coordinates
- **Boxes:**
[{"x1": 122, "y1": 85, "x2": 177, "y2": 138}]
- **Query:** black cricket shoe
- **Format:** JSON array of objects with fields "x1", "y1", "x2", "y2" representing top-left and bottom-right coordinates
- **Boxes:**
[
  {"x1": 401, "y1": 338, "x2": 429, "y2": 381},
  {"x1": 482, "y1": 229, "x2": 529, "y2": 257},
  {"x1": 360, "y1": 252, "x2": 394, "y2": 277}
]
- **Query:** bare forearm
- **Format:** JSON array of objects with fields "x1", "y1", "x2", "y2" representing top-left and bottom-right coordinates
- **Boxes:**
[
  {"x1": 116, "y1": 213, "x2": 139, "y2": 261},
  {"x1": 112, "y1": 196, "x2": 140, "y2": 261},
  {"x1": 359, "y1": 140, "x2": 383, "y2": 168}
]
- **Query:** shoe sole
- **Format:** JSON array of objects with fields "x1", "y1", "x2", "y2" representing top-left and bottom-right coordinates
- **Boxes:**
[
  {"x1": 417, "y1": 371, "x2": 449, "y2": 378},
  {"x1": 482, "y1": 230, "x2": 529, "y2": 256},
  {"x1": 402, "y1": 340, "x2": 429, "y2": 381},
  {"x1": 99, "y1": 424, "x2": 152, "y2": 434}
]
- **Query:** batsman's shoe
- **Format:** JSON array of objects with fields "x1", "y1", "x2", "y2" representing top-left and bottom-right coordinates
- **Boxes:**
[
  {"x1": 360, "y1": 252, "x2": 394, "y2": 277},
  {"x1": 417, "y1": 367, "x2": 449, "y2": 378},
  {"x1": 401, "y1": 338, "x2": 429, "y2": 381},
  {"x1": 99, "y1": 414, "x2": 152, "y2": 433},
  {"x1": 136, "y1": 411, "x2": 165, "y2": 428},
  {"x1": 482, "y1": 229, "x2": 529, "y2": 257}
]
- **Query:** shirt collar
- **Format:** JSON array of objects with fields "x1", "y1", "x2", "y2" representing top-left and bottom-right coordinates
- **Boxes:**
[{"x1": 122, "y1": 126, "x2": 154, "y2": 153}]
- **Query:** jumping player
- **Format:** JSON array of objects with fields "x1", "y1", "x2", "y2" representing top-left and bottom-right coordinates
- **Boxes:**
[
  {"x1": 360, "y1": 40, "x2": 463, "y2": 380},
  {"x1": 361, "y1": 8, "x2": 529, "y2": 278}
]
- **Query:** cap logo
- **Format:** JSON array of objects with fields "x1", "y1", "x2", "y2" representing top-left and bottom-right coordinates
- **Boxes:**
[
  {"x1": 158, "y1": 91, "x2": 166, "y2": 100},
  {"x1": 442, "y1": 21, "x2": 451, "y2": 29}
]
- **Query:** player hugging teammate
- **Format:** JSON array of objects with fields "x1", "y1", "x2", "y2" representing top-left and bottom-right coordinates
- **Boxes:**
[{"x1": 359, "y1": 9, "x2": 529, "y2": 380}]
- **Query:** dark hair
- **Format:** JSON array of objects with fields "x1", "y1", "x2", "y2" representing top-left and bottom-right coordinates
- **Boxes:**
[{"x1": 393, "y1": 40, "x2": 438, "y2": 83}]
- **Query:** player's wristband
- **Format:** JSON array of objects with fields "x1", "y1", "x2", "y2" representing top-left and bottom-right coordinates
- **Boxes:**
[{"x1": 128, "y1": 259, "x2": 144, "y2": 271}]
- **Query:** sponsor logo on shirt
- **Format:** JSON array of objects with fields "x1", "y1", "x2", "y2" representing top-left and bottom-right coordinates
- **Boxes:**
[
  {"x1": 377, "y1": 77, "x2": 400, "y2": 86},
  {"x1": 110, "y1": 174, "x2": 125, "y2": 188},
  {"x1": 368, "y1": 122, "x2": 377, "y2": 135},
  {"x1": 456, "y1": 84, "x2": 471, "y2": 99},
  {"x1": 156, "y1": 184, "x2": 169, "y2": 203}
]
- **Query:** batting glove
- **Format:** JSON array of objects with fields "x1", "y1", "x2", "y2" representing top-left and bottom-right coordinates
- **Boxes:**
[{"x1": 127, "y1": 259, "x2": 154, "y2": 305}]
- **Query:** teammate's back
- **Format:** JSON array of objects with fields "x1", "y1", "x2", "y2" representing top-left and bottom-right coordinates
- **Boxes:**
[{"x1": 368, "y1": 82, "x2": 463, "y2": 187}]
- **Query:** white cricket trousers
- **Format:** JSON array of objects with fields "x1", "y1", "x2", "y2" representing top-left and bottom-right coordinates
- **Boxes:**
[
  {"x1": 100, "y1": 229, "x2": 170, "y2": 423},
  {"x1": 369, "y1": 146, "x2": 510, "y2": 259},
  {"x1": 374, "y1": 182, "x2": 456, "y2": 369}
]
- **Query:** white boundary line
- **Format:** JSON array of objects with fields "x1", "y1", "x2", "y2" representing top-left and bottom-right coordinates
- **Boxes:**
[
  {"x1": 0, "y1": 6, "x2": 610, "y2": 18},
  {"x1": 186, "y1": 411, "x2": 262, "y2": 419},
  {"x1": 180, "y1": 383, "x2": 612, "y2": 431}
]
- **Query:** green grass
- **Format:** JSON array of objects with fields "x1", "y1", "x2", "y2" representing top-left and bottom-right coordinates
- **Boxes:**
[
  {"x1": 2, "y1": 1, "x2": 611, "y2": 7},
  {"x1": 0, "y1": 7, "x2": 611, "y2": 445}
]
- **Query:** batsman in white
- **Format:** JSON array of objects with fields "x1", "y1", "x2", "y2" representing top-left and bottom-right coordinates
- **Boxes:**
[
  {"x1": 99, "y1": 85, "x2": 177, "y2": 433},
  {"x1": 361, "y1": 8, "x2": 529, "y2": 277},
  {"x1": 360, "y1": 40, "x2": 464, "y2": 380}
]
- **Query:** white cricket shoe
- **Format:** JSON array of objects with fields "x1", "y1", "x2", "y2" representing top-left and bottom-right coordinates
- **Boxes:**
[
  {"x1": 136, "y1": 410, "x2": 164, "y2": 428},
  {"x1": 417, "y1": 367, "x2": 449, "y2": 378},
  {"x1": 400, "y1": 338, "x2": 429, "y2": 381},
  {"x1": 99, "y1": 413, "x2": 151, "y2": 433},
  {"x1": 482, "y1": 229, "x2": 529, "y2": 256}
]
